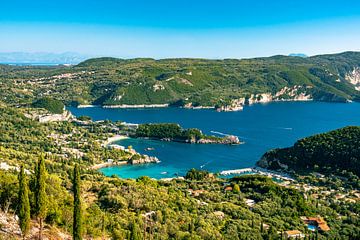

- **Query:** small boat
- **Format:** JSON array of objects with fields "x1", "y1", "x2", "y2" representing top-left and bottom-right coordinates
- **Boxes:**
[
  {"x1": 161, "y1": 171, "x2": 168, "y2": 175},
  {"x1": 145, "y1": 147, "x2": 155, "y2": 151}
]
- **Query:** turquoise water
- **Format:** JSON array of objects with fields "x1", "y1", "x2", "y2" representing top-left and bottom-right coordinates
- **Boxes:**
[
  {"x1": 307, "y1": 224, "x2": 317, "y2": 231},
  {"x1": 68, "y1": 102, "x2": 360, "y2": 179}
]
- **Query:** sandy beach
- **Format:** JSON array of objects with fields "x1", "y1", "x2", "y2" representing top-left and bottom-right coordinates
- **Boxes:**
[{"x1": 104, "y1": 135, "x2": 129, "y2": 146}]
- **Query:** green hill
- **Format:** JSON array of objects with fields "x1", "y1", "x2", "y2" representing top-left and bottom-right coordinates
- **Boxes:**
[
  {"x1": 257, "y1": 126, "x2": 360, "y2": 176},
  {"x1": 1, "y1": 51, "x2": 360, "y2": 107}
]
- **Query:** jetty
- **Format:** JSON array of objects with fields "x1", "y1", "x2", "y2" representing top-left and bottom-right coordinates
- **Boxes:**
[{"x1": 220, "y1": 168, "x2": 254, "y2": 175}]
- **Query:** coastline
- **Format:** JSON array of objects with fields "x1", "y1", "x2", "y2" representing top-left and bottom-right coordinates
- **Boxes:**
[
  {"x1": 76, "y1": 98, "x2": 319, "y2": 112},
  {"x1": 103, "y1": 104, "x2": 169, "y2": 109},
  {"x1": 103, "y1": 135, "x2": 129, "y2": 146},
  {"x1": 91, "y1": 161, "x2": 127, "y2": 170}
]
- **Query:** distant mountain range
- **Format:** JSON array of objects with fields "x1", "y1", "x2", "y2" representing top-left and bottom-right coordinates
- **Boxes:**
[
  {"x1": 288, "y1": 53, "x2": 308, "y2": 58},
  {"x1": 0, "y1": 52, "x2": 91, "y2": 65}
]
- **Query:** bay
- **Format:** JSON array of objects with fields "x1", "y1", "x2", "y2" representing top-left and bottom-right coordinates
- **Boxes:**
[{"x1": 68, "y1": 102, "x2": 360, "y2": 179}]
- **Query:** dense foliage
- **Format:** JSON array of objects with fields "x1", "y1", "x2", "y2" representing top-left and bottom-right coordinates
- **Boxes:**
[
  {"x1": 185, "y1": 168, "x2": 210, "y2": 181},
  {"x1": 32, "y1": 97, "x2": 64, "y2": 114},
  {"x1": 0, "y1": 105, "x2": 359, "y2": 239},
  {"x1": 259, "y1": 126, "x2": 360, "y2": 176},
  {"x1": 1, "y1": 52, "x2": 360, "y2": 107},
  {"x1": 135, "y1": 123, "x2": 204, "y2": 141}
]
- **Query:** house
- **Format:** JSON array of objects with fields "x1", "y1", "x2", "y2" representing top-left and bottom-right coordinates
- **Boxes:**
[
  {"x1": 244, "y1": 198, "x2": 256, "y2": 208},
  {"x1": 224, "y1": 186, "x2": 233, "y2": 192},
  {"x1": 284, "y1": 230, "x2": 305, "y2": 239},
  {"x1": 302, "y1": 216, "x2": 330, "y2": 232}
]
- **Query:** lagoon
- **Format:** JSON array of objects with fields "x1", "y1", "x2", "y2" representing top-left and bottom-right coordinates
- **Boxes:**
[{"x1": 68, "y1": 102, "x2": 360, "y2": 179}]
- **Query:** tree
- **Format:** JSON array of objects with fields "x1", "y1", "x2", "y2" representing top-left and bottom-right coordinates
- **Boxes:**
[
  {"x1": 233, "y1": 184, "x2": 240, "y2": 194},
  {"x1": 73, "y1": 164, "x2": 82, "y2": 240},
  {"x1": 35, "y1": 156, "x2": 47, "y2": 240},
  {"x1": 129, "y1": 219, "x2": 141, "y2": 240},
  {"x1": 18, "y1": 166, "x2": 30, "y2": 239}
]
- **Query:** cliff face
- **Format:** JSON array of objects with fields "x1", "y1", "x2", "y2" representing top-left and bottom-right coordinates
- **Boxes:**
[
  {"x1": 38, "y1": 110, "x2": 73, "y2": 123},
  {"x1": 346, "y1": 67, "x2": 360, "y2": 91},
  {"x1": 197, "y1": 135, "x2": 241, "y2": 144},
  {"x1": 217, "y1": 86, "x2": 312, "y2": 112}
]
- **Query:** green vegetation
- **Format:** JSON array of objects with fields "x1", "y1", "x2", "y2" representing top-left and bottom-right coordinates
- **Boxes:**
[
  {"x1": 18, "y1": 165, "x2": 30, "y2": 239},
  {"x1": 0, "y1": 100, "x2": 359, "y2": 238},
  {"x1": 135, "y1": 123, "x2": 204, "y2": 142},
  {"x1": 185, "y1": 168, "x2": 210, "y2": 181},
  {"x1": 259, "y1": 126, "x2": 360, "y2": 177},
  {"x1": 34, "y1": 156, "x2": 47, "y2": 240},
  {"x1": 0, "y1": 73, "x2": 360, "y2": 240},
  {"x1": 73, "y1": 164, "x2": 83, "y2": 240},
  {"x1": 134, "y1": 123, "x2": 240, "y2": 144},
  {"x1": 1, "y1": 52, "x2": 360, "y2": 108},
  {"x1": 32, "y1": 97, "x2": 64, "y2": 114}
]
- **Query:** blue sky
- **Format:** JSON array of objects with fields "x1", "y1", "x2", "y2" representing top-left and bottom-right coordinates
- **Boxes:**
[{"x1": 1, "y1": 0, "x2": 360, "y2": 58}]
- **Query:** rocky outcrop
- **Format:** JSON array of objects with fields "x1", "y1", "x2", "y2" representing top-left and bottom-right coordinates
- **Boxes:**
[
  {"x1": 197, "y1": 135, "x2": 241, "y2": 145},
  {"x1": 257, "y1": 154, "x2": 289, "y2": 170},
  {"x1": 248, "y1": 86, "x2": 312, "y2": 104},
  {"x1": 345, "y1": 67, "x2": 360, "y2": 91},
  {"x1": 216, "y1": 98, "x2": 245, "y2": 112},
  {"x1": 129, "y1": 155, "x2": 160, "y2": 165},
  {"x1": 38, "y1": 110, "x2": 73, "y2": 123},
  {"x1": 217, "y1": 86, "x2": 312, "y2": 112},
  {"x1": 0, "y1": 212, "x2": 21, "y2": 238}
]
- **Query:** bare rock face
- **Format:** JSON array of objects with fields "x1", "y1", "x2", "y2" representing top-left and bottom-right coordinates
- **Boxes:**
[
  {"x1": 129, "y1": 155, "x2": 160, "y2": 165},
  {"x1": 38, "y1": 110, "x2": 73, "y2": 123},
  {"x1": 0, "y1": 212, "x2": 21, "y2": 237},
  {"x1": 197, "y1": 135, "x2": 241, "y2": 145},
  {"x1": 346, "y1": 67, "x2": 360, "y2": 91}
]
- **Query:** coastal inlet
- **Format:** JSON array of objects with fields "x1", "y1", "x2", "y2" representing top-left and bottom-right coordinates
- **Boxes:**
[{"x1": 90, "y1": 122, "x2": 241, "y2": 171}]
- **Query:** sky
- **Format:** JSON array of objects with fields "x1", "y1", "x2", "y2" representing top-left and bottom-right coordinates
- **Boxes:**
[{"x1": 1, "y1": 0, "x2": 360, "y2": 59}]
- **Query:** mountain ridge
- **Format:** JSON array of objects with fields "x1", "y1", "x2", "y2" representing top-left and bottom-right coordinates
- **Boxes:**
[{"x1": 1, "y1": 51, "x2": 360, "y2": 108}]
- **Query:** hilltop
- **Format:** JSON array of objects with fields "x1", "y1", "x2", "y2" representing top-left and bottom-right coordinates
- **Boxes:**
[{"x1": 1, "y1": 51, "x2": 360, "y2": 110}]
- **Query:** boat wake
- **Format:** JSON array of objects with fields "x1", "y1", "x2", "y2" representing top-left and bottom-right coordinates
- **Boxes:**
[
  {"x1": 200, "y1": 161, "x2": 212, "y2": 169},
  {"x1": 279, "y1": 127, "x2": 293, "y2": 130},
  {"x1": 210, "y1": 131, "x2": 229, "y2": 136}
]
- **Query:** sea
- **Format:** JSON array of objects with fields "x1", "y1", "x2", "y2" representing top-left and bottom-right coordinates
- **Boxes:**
[{"x1": 68, "y1": 101, "x2": 360, "y2": 179}]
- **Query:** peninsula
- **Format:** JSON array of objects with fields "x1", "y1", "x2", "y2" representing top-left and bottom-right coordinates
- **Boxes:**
[{"x1": 133, "y1": 123, "x2": 241, "y2": 145}]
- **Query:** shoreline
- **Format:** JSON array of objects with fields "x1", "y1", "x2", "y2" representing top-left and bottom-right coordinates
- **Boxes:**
[
  {"x1": 74, "y1": 99, "x2": 331, "y2": 112},
  {"x1": 91, "y1": 161, "x2": 127, "y2": 170},
  {"x1": 103, "y1": 135, "x2": 129, "y2": 146},
  {"x1": 103, "y1": 104, "x2": 169, "y2": 109},
  {"x1": 93, "y1": 164, "x2": 295, "y2": 182}
]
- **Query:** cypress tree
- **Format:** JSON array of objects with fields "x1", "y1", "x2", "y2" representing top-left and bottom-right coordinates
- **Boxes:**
[
  {"x1": 73, "y1": 164, "x2": 82, "y2": 240},
  {"x1": 129, "y1": 219, "x2": 141, "y2": 240},
  {"x1": 35, "y1": 156, "x2": 47, "y2": 240},
  {"x1": 18, "y1": 165, "x2": 30, "y2": 239}
]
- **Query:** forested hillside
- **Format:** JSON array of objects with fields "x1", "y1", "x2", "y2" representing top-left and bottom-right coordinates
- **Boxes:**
[
  {"x1": 0, "y1": 105, "x2": 359, "y2": 239},
  {"x1": 258, "y1": 126, "x2": 360, "y2": 177},
  {"x1": 1, "y1": 52, "x2": 360, "y2": 108}
]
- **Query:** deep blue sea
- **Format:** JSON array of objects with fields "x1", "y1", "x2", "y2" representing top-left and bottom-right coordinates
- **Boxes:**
[{"x1": 68, "y1": 102, "x2": 360, "y2": 179}]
